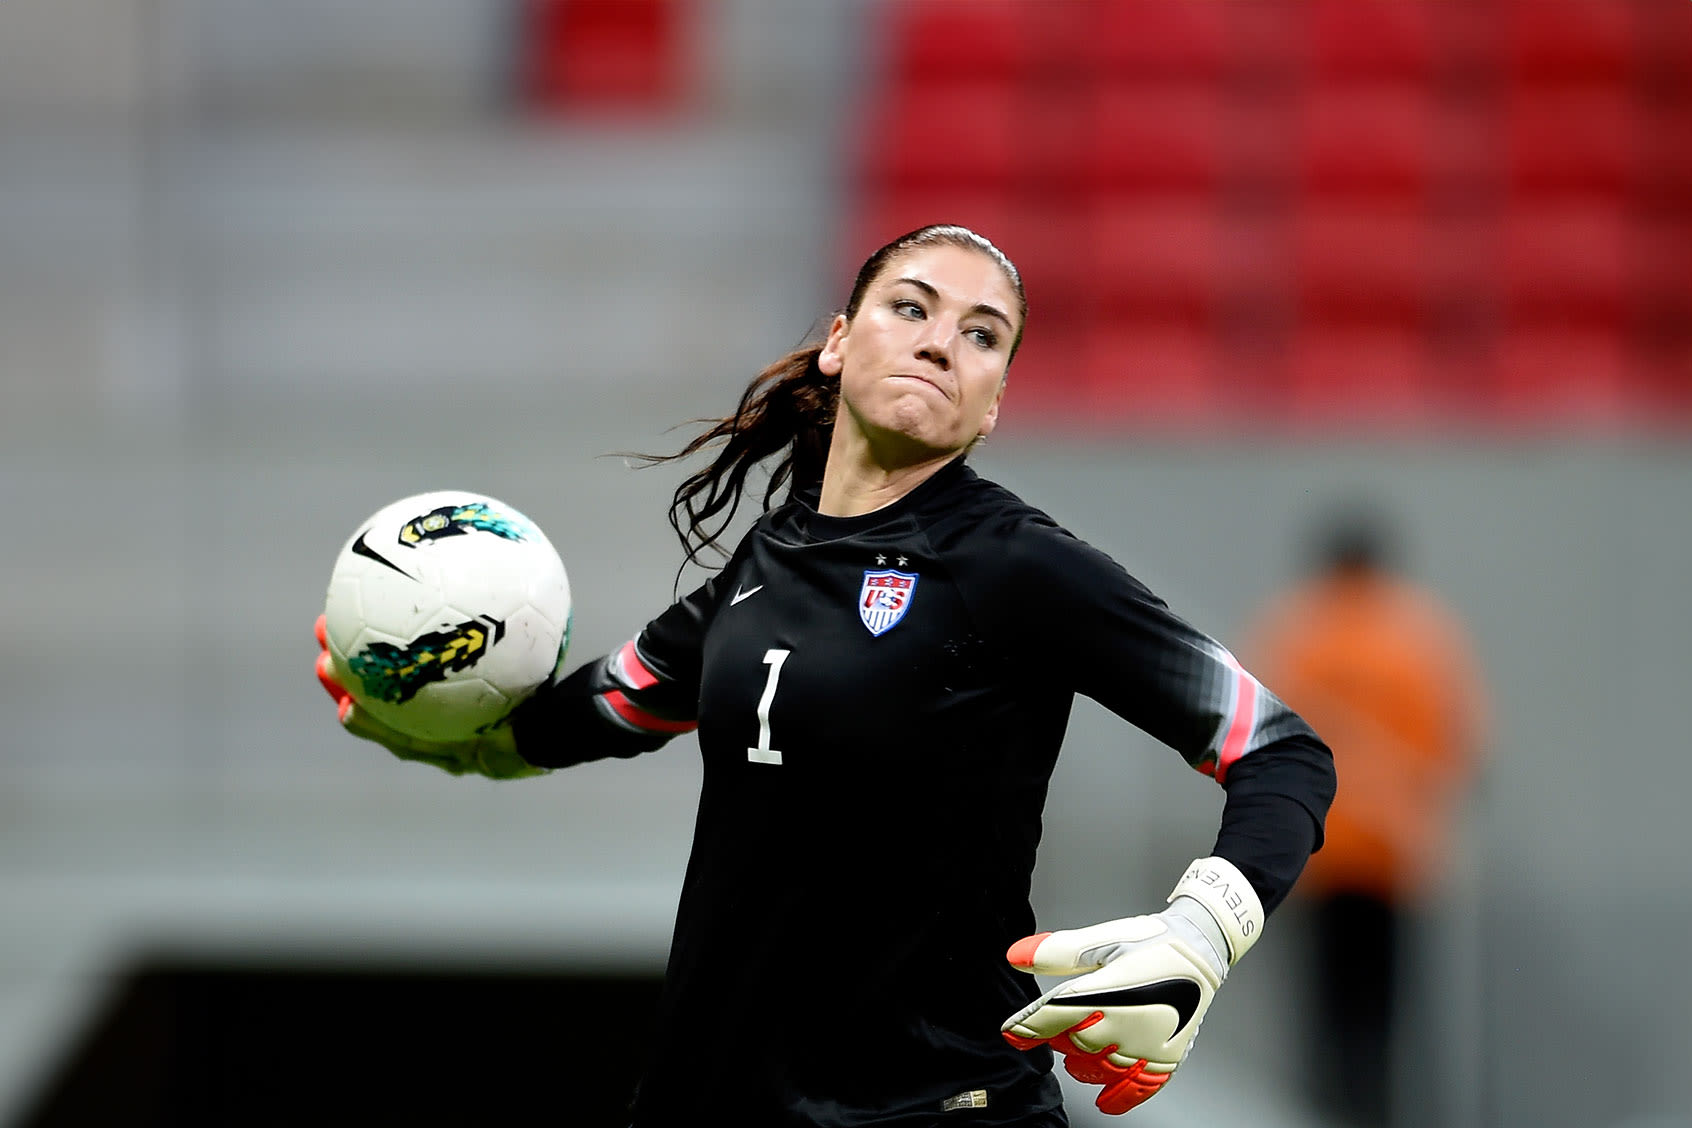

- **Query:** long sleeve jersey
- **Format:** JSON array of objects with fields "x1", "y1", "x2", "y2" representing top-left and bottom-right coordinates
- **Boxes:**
[{"x1": 513, "y1": 454, "x2": 1335, "y2": 1127}]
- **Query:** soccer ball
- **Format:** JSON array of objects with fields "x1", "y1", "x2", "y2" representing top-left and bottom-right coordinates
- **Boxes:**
[{"x1": 322, "y1": 491, "x2": 571, "y2": 741}]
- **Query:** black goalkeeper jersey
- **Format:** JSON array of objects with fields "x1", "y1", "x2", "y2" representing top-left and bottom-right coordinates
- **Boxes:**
[{"x1": 514, "y1": 455, "x2": 1334, "y2": 1128}]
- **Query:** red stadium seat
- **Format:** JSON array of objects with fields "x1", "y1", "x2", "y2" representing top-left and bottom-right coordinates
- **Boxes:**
[
  {"x1": 1500, "y1": 203, "x2": 1633, "y2": 322},
  {"x1": 1085, "y1": 198, "x2": 1235, "y2": 319},
  {"x1": 1083, "y1": 82, "x2": 1230, "y2": 192},
  {"x1": 835, "y1": 0, "x2": 1675, "y2": 435},
  {"x1": 991, "y1": 202, "x2": 1093, "y2": 313},
  {"x1": 1636, "y1": 214, "x2": 1691, "y2": 310},
  {"x1": 1283, "y1": 326, "x2": 1436, "y2": 426},
  {"x1": 1226, "y1": 95, "x2": 1301, "y2": 193},
  {"x1": 1226, "y1": 1, "x2": 1302, "y2": 76},
  {"x1": 1298, "y1": 84, "x2": 1437, "y2": 200},
  {"x1": 521, "y1": 0, "x2": 692, "y2": 113},
  {"x1": 1008, "y1": 86, "x2": 1099, "y2": 191},
  {"x1": 1631, "y1": 354, "x2": 1692, "y2": 421},
  {"x1": 876, "y1": 0, "x2": 1038, "y2": 82},
  {"x1": 1644, "y1": 0, "x2": 1692, "y2": 72},
  {"x1": 997, "y1": 317, "x2": 1076, "y2": 406},
  {"x1": 856, "y1": 80, "x2": 1027, "y2": 189},
  {"x1": 1489, "y1": 325, "x2": 1634, "y2": 423},
  {"x1": 1292, "y1": 205, "x2": 1444, "y2": 321},
  {"x1": 1506, "y1": 88, "x2": 1641, "y2": 198},
  {"x1": 1635, "y1": 215, "x2": 1691, "y2": 391},
  {"x1": 1505, "y1": 0, "x2": 1638, "y2": 84},
  {"x1": 1084, "y1": 0, "x2": 1238, "y2": 81},
  {"x1": 1305, "y1": 0, "x2": 1439, "y2": 82},
  {"x1": 1641, "y1": 100, "x2": 1692, "y2": 208},
  {"x1": 1079, "y1": 319, "x2": 1223, "y2": 424}
]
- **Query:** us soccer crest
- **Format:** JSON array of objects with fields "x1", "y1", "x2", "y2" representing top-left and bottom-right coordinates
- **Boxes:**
[{"x1": 859, "y1": 569, "x2": 918, "y2": 636}]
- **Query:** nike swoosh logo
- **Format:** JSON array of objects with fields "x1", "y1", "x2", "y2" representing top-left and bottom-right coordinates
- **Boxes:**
[
  {"x1": 730, "y1": 584, "x2": 763, "y2": 606},
  {"x1": 351, "y1": 530, "x2": 417, "y2": 581},
  {"x1": 1057, "y1": 979, "x2": 1202, "y2": 1034}
]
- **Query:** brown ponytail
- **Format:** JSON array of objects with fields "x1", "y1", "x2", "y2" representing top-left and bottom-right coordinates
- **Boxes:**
[{"x1": 637, "y1": 344, "x2": 838, "y2": 569}]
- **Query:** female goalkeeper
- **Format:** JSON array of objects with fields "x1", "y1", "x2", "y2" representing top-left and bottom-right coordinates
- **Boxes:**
[{"x1": 315, "y1": 224, "x2": 1335, "y2": 1126}]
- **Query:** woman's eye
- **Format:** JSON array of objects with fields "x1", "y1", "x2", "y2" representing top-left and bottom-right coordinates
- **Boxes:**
[
  {"x1": 892, "y1": 299, "x2": 924, "y2": 319},
  {"x1": 966, "y1": 327, "x2": 999, "y2": 348}
]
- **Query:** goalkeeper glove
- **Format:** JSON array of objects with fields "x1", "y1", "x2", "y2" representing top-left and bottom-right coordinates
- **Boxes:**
[
  {"x1": 314, "y1": 614, "x2": 547, "y2": 780},
  {"x1": 1001, "y1": 856, "x2": 1263, "y2": 1116}
]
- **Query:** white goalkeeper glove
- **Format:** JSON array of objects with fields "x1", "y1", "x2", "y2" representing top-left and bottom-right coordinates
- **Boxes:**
[
  {"x1": 314, "y1": 615, "x2": 547, "y2": 780},
  {"x1": 1001, "y1": 856, "x2": 1264, "y2": 1116}
]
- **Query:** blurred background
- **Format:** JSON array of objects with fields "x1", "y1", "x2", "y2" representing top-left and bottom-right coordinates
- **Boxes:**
[{"x1": 1, "y1": 0, "x2": 1688, "y2": 1125}]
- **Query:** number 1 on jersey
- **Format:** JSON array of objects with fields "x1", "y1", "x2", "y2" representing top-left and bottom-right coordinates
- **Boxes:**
[{"x1": 748, "y1": 648, "x2": 789, "y2": 765}]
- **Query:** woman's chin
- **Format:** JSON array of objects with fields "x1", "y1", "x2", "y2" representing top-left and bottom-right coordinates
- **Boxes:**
[{"x1": 881, "y1": 401, "x2": 966, "y2": 454}]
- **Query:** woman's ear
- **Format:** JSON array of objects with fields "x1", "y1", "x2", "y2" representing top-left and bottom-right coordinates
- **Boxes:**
[
  {"x1": 817, "y1": 313, "x2": 848, "y2": 377},
  {"x1": 978, "y1": 378, "x2": 1005, "y2": 438}
]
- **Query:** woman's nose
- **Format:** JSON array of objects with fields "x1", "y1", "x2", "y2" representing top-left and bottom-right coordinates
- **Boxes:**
[{"x1": 915, "y1": 321, "x2": 954, "y2": 369}]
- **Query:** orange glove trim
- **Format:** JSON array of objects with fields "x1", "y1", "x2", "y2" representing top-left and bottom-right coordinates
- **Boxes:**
[
  {"x1": 1005, "y1": 932, "x2": 1052, "y2": 970},
  {"x1": 1002, "y1": 1009, "x2": 1171, "y2": 1116}
]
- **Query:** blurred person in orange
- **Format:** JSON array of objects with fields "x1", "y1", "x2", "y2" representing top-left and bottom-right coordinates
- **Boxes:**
[{"x1": 1243, "y1": 506, "x2": 1486, "y2": 1128}]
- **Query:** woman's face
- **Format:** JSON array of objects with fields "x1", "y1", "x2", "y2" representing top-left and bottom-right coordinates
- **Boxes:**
[{"x1": 819, "y1": 243, "x2": 1020, "y2": 464}]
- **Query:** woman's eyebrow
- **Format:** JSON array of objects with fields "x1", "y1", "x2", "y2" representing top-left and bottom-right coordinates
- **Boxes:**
[{"x1": 891, "y1": 276, "x2": 1013, "y2": 329}]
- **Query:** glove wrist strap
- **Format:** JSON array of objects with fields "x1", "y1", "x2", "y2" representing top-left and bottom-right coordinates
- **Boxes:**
[{"x1": 1167, "y1": 856, "x2": 1263, "y2": 966}]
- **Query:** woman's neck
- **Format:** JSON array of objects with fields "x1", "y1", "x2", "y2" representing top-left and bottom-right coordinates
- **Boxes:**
[{"x1": 817, "y1": 430, "x2": 961, "y2": 517}]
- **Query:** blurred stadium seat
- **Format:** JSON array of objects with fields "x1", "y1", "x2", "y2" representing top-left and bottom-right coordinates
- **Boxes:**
[
  {"x1": 846, "y1": 0, "x2": 1691, "y2": 431},
  {"x1": 1292, "y1": 204, "x2": 1442, "y2": 322},
  {"x1": 1500, "y1": 202, "x2": 1633, "y2": 324},
  {"x1": 1642, "y1": 98, "x2": 1692, "y2": 209},
  {"x1": 1083, "y1": 0, "x2": 1238, "y2": 82},
  {"x1": 1504, "y1": 0, "x2": 1639, "y2": 84},
  {"x1": 1083, "y1": 82, "x2": 1231, "y2": 193},
  {"x1": 1645, "y1": 0, "x2": 1692, "y2": 82},
  {"x1": 1297, "y1": 84, "x2": 1439, "y2": 201},
  {"x1": 1637, "y1": 213, "x2": 1691, "y2": 313},
  {"x1": 1304, "y1": 0, "x2": 1440, "y2": 83},
  {"x1": 857, "y1": 79, "x2": 1027, "y2": 189},
  {"x1": 521, "y1": 0, "x2": 693, "y2": 114},
  {"x1": 876, "y1": 0, "x2": 1037, "y2": 83},
  {"x1": 1087, "y1": 197, "x2": 1232, "y2": 320},
  {"x1": 1489, "y1": 325, "x2": 1635, "y2": 423},
  {"x1": 1283, "y1": 325, "x2": 1437, "y2": 426},
  {"x1": 1079, "y1": 320, "x2": 1224, "y2": 424},
  {"x1": 1505, "y1": 87, "x2": 1641, "y2": 198}
]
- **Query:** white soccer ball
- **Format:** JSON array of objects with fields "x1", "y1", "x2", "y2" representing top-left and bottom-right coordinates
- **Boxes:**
[{"x1": 322, "y1": 491, "x2": 571, "y2": 741}]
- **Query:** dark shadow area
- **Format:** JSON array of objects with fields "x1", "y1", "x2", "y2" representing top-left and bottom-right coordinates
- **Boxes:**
[{"x1": 13, "y1": 957, "x2": 663, "y2": 1127}]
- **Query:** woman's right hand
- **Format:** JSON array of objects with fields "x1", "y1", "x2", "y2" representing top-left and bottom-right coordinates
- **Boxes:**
[{"x1": 314, "y1": 615, "x2": 548, "y2": 780}]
